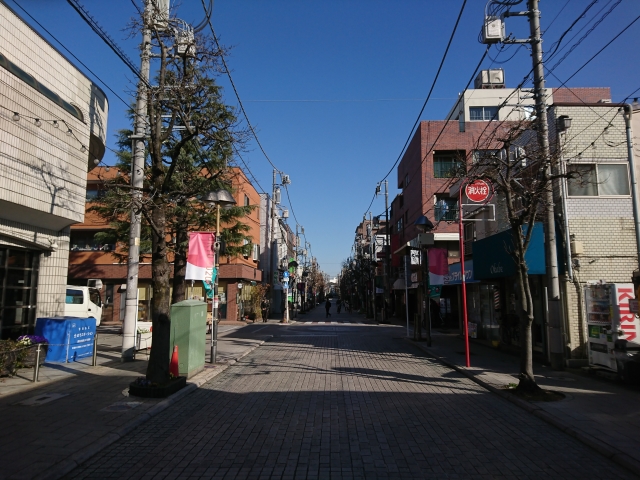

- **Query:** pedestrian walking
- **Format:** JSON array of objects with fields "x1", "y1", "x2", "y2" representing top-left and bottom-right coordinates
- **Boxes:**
[
  {"x1": 261, "y1": 297, "x2": 270, "y2": 323},
  {"x1": 337, "y1": 298, "x2": 342, "y2": 313},
  {"x1": 325, "y1": 299, "x2": 331, "y2": 318}
]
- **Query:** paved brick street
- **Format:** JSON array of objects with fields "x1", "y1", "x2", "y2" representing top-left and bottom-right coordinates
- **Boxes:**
[{"x1": 66, "y1": 310, "x2": 635, "y2": 479}]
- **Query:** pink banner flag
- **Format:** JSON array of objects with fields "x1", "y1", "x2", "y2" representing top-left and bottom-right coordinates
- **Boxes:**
[
  {"x1": 185, "y1": 232, "x2": 215, "y2": 281},
  {"x1": 428, "y1": 248, "x2": 448, "y2": 286}
]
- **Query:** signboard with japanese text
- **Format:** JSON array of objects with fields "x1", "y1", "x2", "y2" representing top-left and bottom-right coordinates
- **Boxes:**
[{"x1": 465, "y1": 179, "x2": 491, "y2": 203}]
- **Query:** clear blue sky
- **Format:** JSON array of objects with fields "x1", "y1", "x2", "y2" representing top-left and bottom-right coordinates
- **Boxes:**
[{"x1": 9, "y1": 0, "x2": 640, "y2": 276}]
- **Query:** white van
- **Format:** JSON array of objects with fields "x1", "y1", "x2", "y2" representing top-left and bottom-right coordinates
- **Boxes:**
[{"x1": 65, "y1": 286, "x2": 103, "y2": 326}]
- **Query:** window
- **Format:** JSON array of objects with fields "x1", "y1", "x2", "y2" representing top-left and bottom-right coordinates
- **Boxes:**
[
  {"x1": 89, "y1": 289, "x2": 102, "y2": 306},
  {"x1": 396, "y1": 217, "x2": 403, "y2": 232},
  {"x1": 66, "y1": 289, "x2": 84, "y2": 305},
  {"x1": 434, "y1": 151, "x2": 465, "y2": 178},
  {"x1": 70, "y1": 231, "x2": 102, "y2": 251},
  {"x1": 0, "y1": 49, "x2": 84, "y2": 122},
  {"x1": 244, "y1": 195, "x2": 250, "y2": 207},
  {"x1": 472, "y1": 149, "x2": 498, "y2": 164},
  {"x1": 469, "y1": 106, "x2": 499, "y2": 121},
  {"x1": 85, "y1": 188, "x2": 105, "y2": 201},
  {"x1": 434, "y1": 195, "x2": 458, "y2": 221},
  {"x1": 567, "y1": 164, "x2": 630, "y2": 197}
]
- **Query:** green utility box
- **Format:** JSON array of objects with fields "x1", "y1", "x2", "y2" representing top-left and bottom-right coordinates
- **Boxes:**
[{"x1": 169, "y1": 300, "x2": 207, "y2": 378}]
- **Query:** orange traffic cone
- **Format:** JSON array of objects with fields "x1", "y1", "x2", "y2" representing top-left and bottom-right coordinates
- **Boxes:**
[{"x1": 169, "y1": 345, "x2": 179, "y2": 377}]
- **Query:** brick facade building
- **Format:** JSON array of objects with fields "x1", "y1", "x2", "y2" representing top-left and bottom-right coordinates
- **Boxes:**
[{"x1": 68, "y1": 167, "x2": 262, "y2": 324}]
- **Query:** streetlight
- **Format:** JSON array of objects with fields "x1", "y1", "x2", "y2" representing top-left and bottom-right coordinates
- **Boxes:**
[
  {"x1": 203, "y1": 188, "x2": 236, "y2": 363},
  {"x1": 415, "y1": 215, "x2": 435, "y2": 346}
]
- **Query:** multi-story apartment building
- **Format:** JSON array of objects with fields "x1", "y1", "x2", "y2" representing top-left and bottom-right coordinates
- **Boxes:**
[
  {"x1": 0, "y1": 1, "x2": 108, "y2": 338},
  {"x1": 388, "y1": 67, "x2": 624, "y2": 362},
  {"x1": 68, "y1": 167, "x2": 262, "y2": 323},
  {"x1": 447, "y1": 87, "x2": 634, "y2": 365}
]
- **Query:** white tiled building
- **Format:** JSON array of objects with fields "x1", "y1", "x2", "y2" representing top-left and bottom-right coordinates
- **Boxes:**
[
  {"x1": 550, "y1": 102, "x2": 637, "y2": 358},
  {"x1": 0, "y1": 1, "x2": 108, "y2": 337}
]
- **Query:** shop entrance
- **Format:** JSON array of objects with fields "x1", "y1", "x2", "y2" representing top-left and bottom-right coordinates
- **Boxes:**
[{"x1": 0, "y1": 247, "x2": 40, "y2": 339}]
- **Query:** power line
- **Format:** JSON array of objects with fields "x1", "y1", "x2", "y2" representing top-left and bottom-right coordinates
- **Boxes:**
[
  {"x1": 379, "y1": 0, "x2": 469, "y2": 183},
  {"x1": 199, "y1": 0, "x2": 279, "y2": 174},
  {"x1": 560, "y1": 13, "x2": 640, "y2": 86},
  {"x1": 283, "y1": 184, "x2": 299, "y2": 226},
  {"x1": 547, "y1": 0, "x2": 622, "y2": 71},
  {"x1": 10, "y1": 1, "x2": 148, "y2": 128},
  {"x1": 544, "y1": 0, "x2": 601, "y2": 61},
  {"x1": 197, "y1": 0, "x2": 307, "y2": 237},
  {"x1": 233, "y1": 147, "x2": 267, "y2": 194},
  {"x1": 65, "y1": 0, "x2": 144, "y2": 83}
]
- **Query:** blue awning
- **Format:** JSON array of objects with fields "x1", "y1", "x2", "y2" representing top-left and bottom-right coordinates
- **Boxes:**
[{"x1": 473, "y1": 223, "x2": 546, "y2": 280}]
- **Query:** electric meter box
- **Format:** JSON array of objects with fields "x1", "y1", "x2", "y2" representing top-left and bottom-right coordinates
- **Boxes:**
[{"x1": 482, "y1": 16, "x2": 504, "y2": 44}]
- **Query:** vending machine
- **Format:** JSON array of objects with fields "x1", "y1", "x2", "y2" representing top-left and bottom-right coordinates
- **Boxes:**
[{"x1": 585, "y1": 282, "x2": 639, "y2": 371}]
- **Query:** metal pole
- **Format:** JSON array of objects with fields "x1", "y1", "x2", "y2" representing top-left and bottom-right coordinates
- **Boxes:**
[
  {"x1": 405, "y1": 275, "x2": 410, "y2": 338},
  {"x1": 33, "y1": 343, "x2": 41, "y2": 382},
  {"x1": 370, "y1": 212, "x2": 377, "y2": 323},
  {"x1": 384, "y1": 181, "x2": 391, "y2": 323},
  {"x1": 622, "y1": 104, "x2": 640, "y2": 269},
  {"x1": 459, "y1": 187, "x2": 470, "y2": 367},
  {"x1": 270, "y1": 169, "x2": 277, "y2": 311},
  {"x1": 122, "y1": 1, "x2": 151, "y2": 362},
  {"x1": 211, "y1": 204, "x2": 221, "y2": 363},
  {"x1": 528, "y1": 0, "x2": 563, "y2": 369},
  {"x1": 92, "y1": 333, "x2": 98, "y2": 366},
  {"x1": 425, "y1": 248, "x2": 432, "y2": 347}
]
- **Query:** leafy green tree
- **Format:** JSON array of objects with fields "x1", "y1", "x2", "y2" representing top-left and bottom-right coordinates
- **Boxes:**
[{"x1": 90, "y1": 12, "x2": 252, "y2": 383}]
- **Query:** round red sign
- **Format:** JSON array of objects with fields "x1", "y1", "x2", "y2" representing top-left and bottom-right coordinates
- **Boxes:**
[{"x1": 465, "y1": 179, "x2": 491, "y2": 203}]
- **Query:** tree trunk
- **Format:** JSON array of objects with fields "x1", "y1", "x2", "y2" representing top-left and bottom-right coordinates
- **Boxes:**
[
  {"x1": 171, "y1": 227, "x2": 188, "y2": 304},
  {"x1": 146, "y1": 201, "x2": 172, "y2": 384},
  {"x1": 516, "y1": 268, "x2": 543, "y2": 394}
]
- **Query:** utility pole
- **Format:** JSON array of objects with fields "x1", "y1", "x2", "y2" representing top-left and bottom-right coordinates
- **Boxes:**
[
  {"x1": 384, "y1": 180, "x2": 390, "y2": 322},
  {"x1": 487, "y1": 0, "x2": 563, "y2": 368},
  {"x1": 270, "y1": 169, "x2": 277, "y2": 314},
  {"x1": 122, "y1": 0, "x2": 151, "y2": 362},
  {"x1": 369, "y1": 212, "x2": 377, "y2": 323},
  {"x1": 526, "y1": 0, "x2": 563, "y2": 370}
]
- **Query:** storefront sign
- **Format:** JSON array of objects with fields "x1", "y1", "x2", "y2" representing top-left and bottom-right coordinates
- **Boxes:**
[
  {"x1": 444, "y1": 260, "x2": 477, "y2": 284},
  {"x1": 468, "y1": 322, "x2": 478, "y2": 339},
  {"x1": 465, "y1": 180, "x2": 491, "y2": 203},
  {"x1": 473, "y1": 223, "x2": 546, "y2": 280},
  {"x1": 403, "y1": 256, "x2": 412, "y2": 284},
  {"x1": 618, "y1": 286, "x2": 637, "y2": 341}
]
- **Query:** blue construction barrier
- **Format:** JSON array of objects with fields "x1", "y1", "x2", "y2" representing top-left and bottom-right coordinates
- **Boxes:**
[{"x1": 35, "y1": 317, "x2": 96, "y2": 362}]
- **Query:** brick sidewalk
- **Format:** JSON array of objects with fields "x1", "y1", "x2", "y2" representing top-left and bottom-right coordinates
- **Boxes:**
[
  {"x1": 0, "y1": 324, "x2": 272, "y2": 480},
  {"x1": 409, "y1": 330, "x2": 640, "y2": 476},
  {"x1": 64, "y1": 312, "x2": 634, "y2": 479}
]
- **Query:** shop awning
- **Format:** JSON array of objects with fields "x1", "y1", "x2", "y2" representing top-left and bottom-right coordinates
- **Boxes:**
[{"x1": 473, "y1": 223, "x2": 546, "y2": 280}]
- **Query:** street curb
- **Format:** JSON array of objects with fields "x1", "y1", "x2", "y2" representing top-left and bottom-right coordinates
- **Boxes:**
[
  {"x1": 406, "y1": 339, "x2": 640, "y2": 478},
  {"x1": 41, "y1": 338, "x2": 270, "y2": 480}
]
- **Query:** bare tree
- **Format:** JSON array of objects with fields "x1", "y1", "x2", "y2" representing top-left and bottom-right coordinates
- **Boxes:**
[{"x1": 462, "y1": 122, "x2": 570, "y2": 393}]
